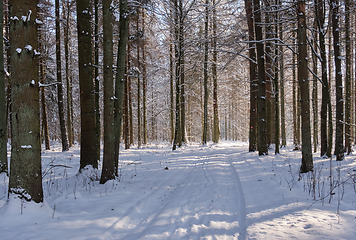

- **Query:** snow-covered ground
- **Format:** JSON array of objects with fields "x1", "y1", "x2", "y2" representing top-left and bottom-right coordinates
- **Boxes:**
[{"x1": 0, "y1": 141, "x2": 355, "y2": 239}]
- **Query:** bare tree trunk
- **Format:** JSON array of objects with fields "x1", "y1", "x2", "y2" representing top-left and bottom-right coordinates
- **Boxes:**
[
  {"x1": 331, "y1": 0, "x2": 344, "y2": 161},
  {"x1": 170, "y1": 43, "x2": 174, "y2": 142},
  {"x1": 0, "y1": 0, "x2": 7, "y2": 173},
  {"x1": 100, "y1": 0, "x2": 116, "y2": 184},
  {"x1": 56, "y1": 0, "x2": 69, "y2": 152},
  {"x1": 297, "y1": 0, "x2": 313, "y2": 173},
  {"x1": 94, "y1": 0, "x2": 101, "y2": 161},
  {"x1": 202, "y1": 0, "x2": 209, "y2": 145},
  {"x1": 279, "y1": 13, "x2": 286, "y2": 147},
  {"x1": 136, "y1": 10, "x2": 141, "y2": 148},
  {"x1": 312, "y1": 21, "x2": 318, "y2": 153},
  {"x1": 274, "y1": 0, "x2": 279, "y2": 154},
  {"x1": 77, "y1": 0, "x2": 98, "y2": 169},
  {"x1": 212, "y1": 0, "x2": 220, "y2": 144},
  {"x1": 63, "y1": 0, "x2": 73, "y2": 147},
  {"x1": 344, "y1": 0, "x2": 352, "y2": 154},
  {"x1": 8, "y1": 0, "x2": 43, "y2": 202},
  {"x1": 142, "y1": 10, "x2": 147, "y2": 145},
  {"x1": 254, "y1": 0, "x2": 268, "y2": 155},
  {"x1": 245, "y1": 0, "x2": 257, "y2": 151},
  {"x1": 114, "y1": 0, "x2": 129, "y2": 174},
  {"x1": 179, "y1": 0, "x2": 186, "y2": 145}
]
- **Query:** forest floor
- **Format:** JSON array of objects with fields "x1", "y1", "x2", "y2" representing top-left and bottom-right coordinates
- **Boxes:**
[{"x1": 0, "y1": 141, "x2": 355, "y2": 239}]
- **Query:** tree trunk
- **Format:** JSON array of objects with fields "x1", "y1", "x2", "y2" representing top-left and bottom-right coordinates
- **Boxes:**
[
  {"x1": 100, "y1": 0, "x2": 116, "y2": 184},
  {"x1": 172, "y1": 0, "x2": 181, "y2": 150},
  {"x1": 274, "y1": 1, "x2": 279, "y2": 154},
  {"x1": 55, "y1": 0, "x2": 69, "y2": 152},
  {"x1": 114, "y1": 0, "x2": 129, "y2": 174},
  {"x1": 136, "y1": 10, "x2": 141, "y2": 148},
  {"x1": 312, "y1": 21, "x2": 318, "y2": 153},
  {"x1": 254, "y1": 0, "x2": 268, "y2": 155},
  {"x1": 179, "y1": 0, "x2": 186, "y2": 145},
  {"x1": 63, "y1": 0, "x2": 74, "y2": 147},
  {"x1": 279, "y1": 14, "x2": 286, "y2": 147},
  {"x1": 331, "y1": 0, "x2": 344, "y2": 161},
  {"x1": 244, "y1": 0, "x2": 257, "y2": 151},
  {"x1": 0, "y1": 0, "x2": 7, "y2": 173},
  {"x1": 94, "y1": 0, "x2": 101, "y2": 162},
  {"x1": 202, "y1": 0, "x2": 209, "y2": 145},
  {"x1": 212, "y1": 0, "x2": 220, "y2": 144},
  {"x1": 297, "y1": 0, "x2": 313, "y2": 173},
  {"x1": 142, "y1": 10, "x2": 147, "y2": 145},
  {"x1": 344, "y1": 0, "x2": 351, "y2": 154},
  {"x1": 77, "y1": 0, "x2": 98, "y2": 169},
  {"x1": 8, "y1": 0, "x2": 43, "y2": 202},
  {"x1": 170, "y1": 43, "x2": 174, "y2": 142}
]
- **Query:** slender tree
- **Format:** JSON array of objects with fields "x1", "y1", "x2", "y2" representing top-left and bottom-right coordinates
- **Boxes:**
[
  {"x1": 55, "y1": 0, "x2": 69, "y2": 152},
  {"x1": 344, "y1": 0, "x2": 351, "y2": 154},
  {"x1": 114, "y1": 0, "x2": 129, "y2": 174},
  {"x1": 245, "y1": 0, "x2": 257, "y2": 151},
  {"x1": 297, "y1": 0, "x2": 313, "y2": 173},
  {"x1": 212, "y1": 0, "x2": 220, "y2": 144},
  {"x1": 100, "y1": 0, "x2": 116, "y2": 184},
  {"x1": 202, "y1": 0, "x2": 209, "y2": 145},
  {"x1": 254, "y1": 0, "x2": 268, "y2": 155},
  {"x1": 8, "y1": 0, "x2": 43, "y2": 202},
  {"x1": 0, "y1": 0, "x2": 7, "y2": 174},
  {"x1": 94, "y1": 0, "x2": 101, "y2": 162},
  {"x1": 77, "y1": 0, "x2": 98, "y2": 169}
]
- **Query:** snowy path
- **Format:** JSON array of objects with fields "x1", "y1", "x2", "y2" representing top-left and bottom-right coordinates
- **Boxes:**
[{"x1": 1, "y1": 142, "x2": 355, "y2": 239}]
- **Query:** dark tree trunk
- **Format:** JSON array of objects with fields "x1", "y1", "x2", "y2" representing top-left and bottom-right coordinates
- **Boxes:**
[
  {"x1": 114, "y1": 0, "x2": 129, "y2": 175},
  {"x1": 8, "y1": 0, "x2": 43, "y2": 202},
  {"x1": 253, "y1": 0, "x2": 268, "y2": 155},
  {"x1": 202, "y1": 0, "x2": 209, "y2": 145},
  {"x1": 212, "y1": 0, "x2": 220, "y2": 144},
  {"x1": 344, "y1": 0, "x2": 352, "y2": 155},
  {"x1": 297, "y1": 0, "x2": 313, "y2": 173},
  {"x1": 0, "y1": 0, "x2": 7, "y2": 173},
  {"x1": 55, "y1": 0, "x2": 69, "y2": 152},
  {"x1": 100, "y1": 0, "x2": 116, "y2": 184},
  {"x1": 94, "y1": 0, "x2": 101, "y2": 163},
  {"x1": 63, "y1": 0, "x2": 74, "y2": 147},
  {"x1": 244, "y1": 0, "x2": 257, "y2": 151},
  {"x1": 77, "y1": 0, "x2": 98, "y2": 169},
  {"x1": 331, "y1": 0, "x2": 344, "y2": 161}
]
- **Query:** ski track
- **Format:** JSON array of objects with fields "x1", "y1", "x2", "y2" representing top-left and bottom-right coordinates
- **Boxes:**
[{"x1": 115, "y1": 146, "x2": 248, "y2": 239}]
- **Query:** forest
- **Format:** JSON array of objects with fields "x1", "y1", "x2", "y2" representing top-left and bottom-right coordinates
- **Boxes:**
[{"x1": 0, "y1": 0, "x2": 356, "y2": 239}]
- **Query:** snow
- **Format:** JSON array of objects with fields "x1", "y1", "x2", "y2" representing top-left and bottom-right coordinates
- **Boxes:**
[
  {"x1": 25, "y1": 45, "x2": 33, "y2": 52},
  {"x1": 20, "y1": 145, "x2": 32, "y2": 149},
  {"x1": 16, "y1": 48, "x2": 22, "y2": 54},
  {"x1": 0, "y1": 142, "x2": 355, "y2": 239}
]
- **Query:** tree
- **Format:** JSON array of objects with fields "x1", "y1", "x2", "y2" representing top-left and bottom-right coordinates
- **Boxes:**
[
  {"x1": 297, "y1": 0, "x2": 313, "y2": 173},
  {"x1": 77, "y1": 0, "x2": 98, "y2": 170},
  {"x1": 344, "y1": 0, "x2": 352, "y2": 154},
  {"x1": 331, "y1": 0, "x2": 344, "y2": 161},
  {"x1": 100, "y1": 0, "x2": 116, "y2": 184},
  {"x1": 253, "y1": 0, "x2": 268, "y2": 155},
  {"x1": 315, "y1": 0, "x2": 329, "y2": 157},
  {"x1": 244, "y1": 0, "x2": 257, "y2": 151},
  {"x1": 114, "y1": 0, "x2": 129, "y2": 174},
  {"x1": 94, "y1": 0, "x2": 101, "y2": 162},
  {"x1": 202, "y1": 0, "x2": 209, "y2": 145},
  {"x1": 8, "y1": 0, "x2": 43, "y2": 202},
  {"x1": 55, "y1": 0, "x2": 69, "y2": 152},
  {"x1": 212, "y1": 0, "x2": 220, "y2": 144},
  {"x1": 0, "y1": 0, "x2": 8, "y2": 174}
]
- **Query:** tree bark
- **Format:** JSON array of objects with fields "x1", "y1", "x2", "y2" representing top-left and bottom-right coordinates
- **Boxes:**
[
  {"x1": 245, "y1": 0, "x2": 257, "y2": 151},
  {"x1": 331, "y1": 0, "x2": 344, "y2": 161},
  {"x1": 297, "y1": 0, "x2": 313, "y2": 173},
  {"x1": 114, "y1": 0, "x2": 129, "y2": 174},
  {"x1": 253, "y1": 0, "x2": 268, "y2": 155},
  {"x1": 212, "y1": 0, "x2": 220, "y2": 144},
  {"x1": 202, "y1": 0, "x2": 209, "y2": 145},
  {"x1": 77, "y1": 0, "x2": 98, "y2": 169},
  {"x1": 94, "y1": 0, "x2": 101, "y2": 162},
  {"x1": 100, "y1": 0, "x2": 116, "y2": 184},
  {"x1": 55, "y1": 0, "x2": 69, "y2": 152},
  {"x1": 63, "y1": 0, "x2": 74, "y2": 147},
  {"x1": 8, "y1": 0, "x2": 43, "y2": 202},
  {"x1": 344, "y1": 0, "x2": 351, "y2": 154},
  {"x1": 0, "y1": 0, "x2": 7, "y2": 173}
]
